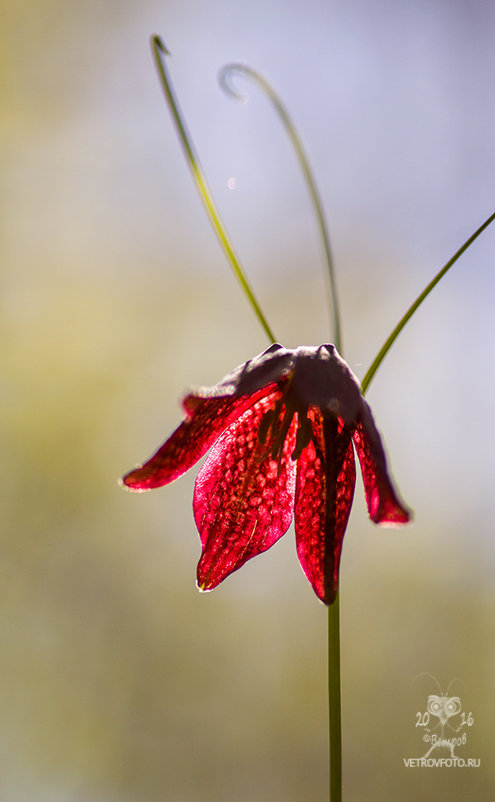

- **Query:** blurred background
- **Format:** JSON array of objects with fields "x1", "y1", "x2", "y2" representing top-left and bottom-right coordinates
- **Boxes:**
[{"x1": 1, "y1": 0, "x2": 495, "y2": 799}]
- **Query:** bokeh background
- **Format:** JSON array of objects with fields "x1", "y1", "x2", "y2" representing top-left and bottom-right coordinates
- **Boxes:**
[{"x1": 2, "y1": 0, "x2": 495, "y2": 799}]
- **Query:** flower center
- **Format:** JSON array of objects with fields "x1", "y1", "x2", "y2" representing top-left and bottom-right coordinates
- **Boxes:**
[{"x1": 257, "y1": 386, "x2": 313, "y2": 464}]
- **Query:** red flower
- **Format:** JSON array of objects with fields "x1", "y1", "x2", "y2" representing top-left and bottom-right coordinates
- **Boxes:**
[{"x1": 122, "y1": 344, "x2": 410, "y2": 604}]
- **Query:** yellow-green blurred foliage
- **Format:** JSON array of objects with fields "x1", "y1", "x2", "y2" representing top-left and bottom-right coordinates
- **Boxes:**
[{"x1": 1, "y1": 1, "x2": 494, "y2": 800}]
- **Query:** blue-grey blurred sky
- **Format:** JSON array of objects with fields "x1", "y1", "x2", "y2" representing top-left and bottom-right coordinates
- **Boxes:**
[
  {"x1": 5, "y1": 0, "x2": 495, "y2": 530},
  {"x1": 2, "y1": 1, "x2": 495, "y2": 800}
]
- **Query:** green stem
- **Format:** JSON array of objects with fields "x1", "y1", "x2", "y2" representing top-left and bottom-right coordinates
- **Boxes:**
[
  {"x1": 219, "y1": 63, "x2": 344, "y2": 800},
  {"x1": 361, "y1": 210, "x2": 495, "y2": 395},
  {"x1": 151, "y1": 36, "x2": 276, "y2": 344},
  {"x1": 153, "y1": 38, "x2": 345, "y2": 800},
  {"x1": 219, "y1": 64, "x2": 342, "y2": 352},
  {"x1": 328, "y1": 593, "x2": 342, "y2": 802}
]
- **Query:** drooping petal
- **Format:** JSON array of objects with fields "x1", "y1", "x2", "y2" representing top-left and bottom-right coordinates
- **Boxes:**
[
  {"x1": 122, "y1": 386, "x2": 280, "y2": 491},
  {"x1": 294, "y1": 410, "x2": 356, "y2": 604},
  {"x1": 194, "y1": 390, "x2": 297, "y2": 591},
  {"x1": 353, "y1": 399, "x2": 411, "y2": 525}
]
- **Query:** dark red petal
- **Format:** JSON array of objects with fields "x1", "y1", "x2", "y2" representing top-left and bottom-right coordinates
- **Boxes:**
[
  {"x1": 122, "y1": 386, "x2": 279, "y2": 491},
  {"x1": 294, "y1": 410, "x2": 356, "y2": 605},
  {"x1": 353, "y1": 399, "x2": 411, "y2": 525},
  {"x1": 194, "y1": 391, "x2": 297, "y2": 591}
]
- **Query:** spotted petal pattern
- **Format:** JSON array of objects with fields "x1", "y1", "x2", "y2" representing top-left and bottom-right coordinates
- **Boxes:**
[
  {"x1": 195, "y1": 391, "x2": 297, "y2": 590},
  {"x1": 122, "y1": 386, "x2": 279, "y2": 490},
  {"x1": 294, "y1": 410, "x2": 356, "y2": 604},
  {"x1": 122, "y1": 344, "x2": 411, "y2": 604},
  {"x1": 352, "y1": 400, "x2": 410, "y2": 525}
]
